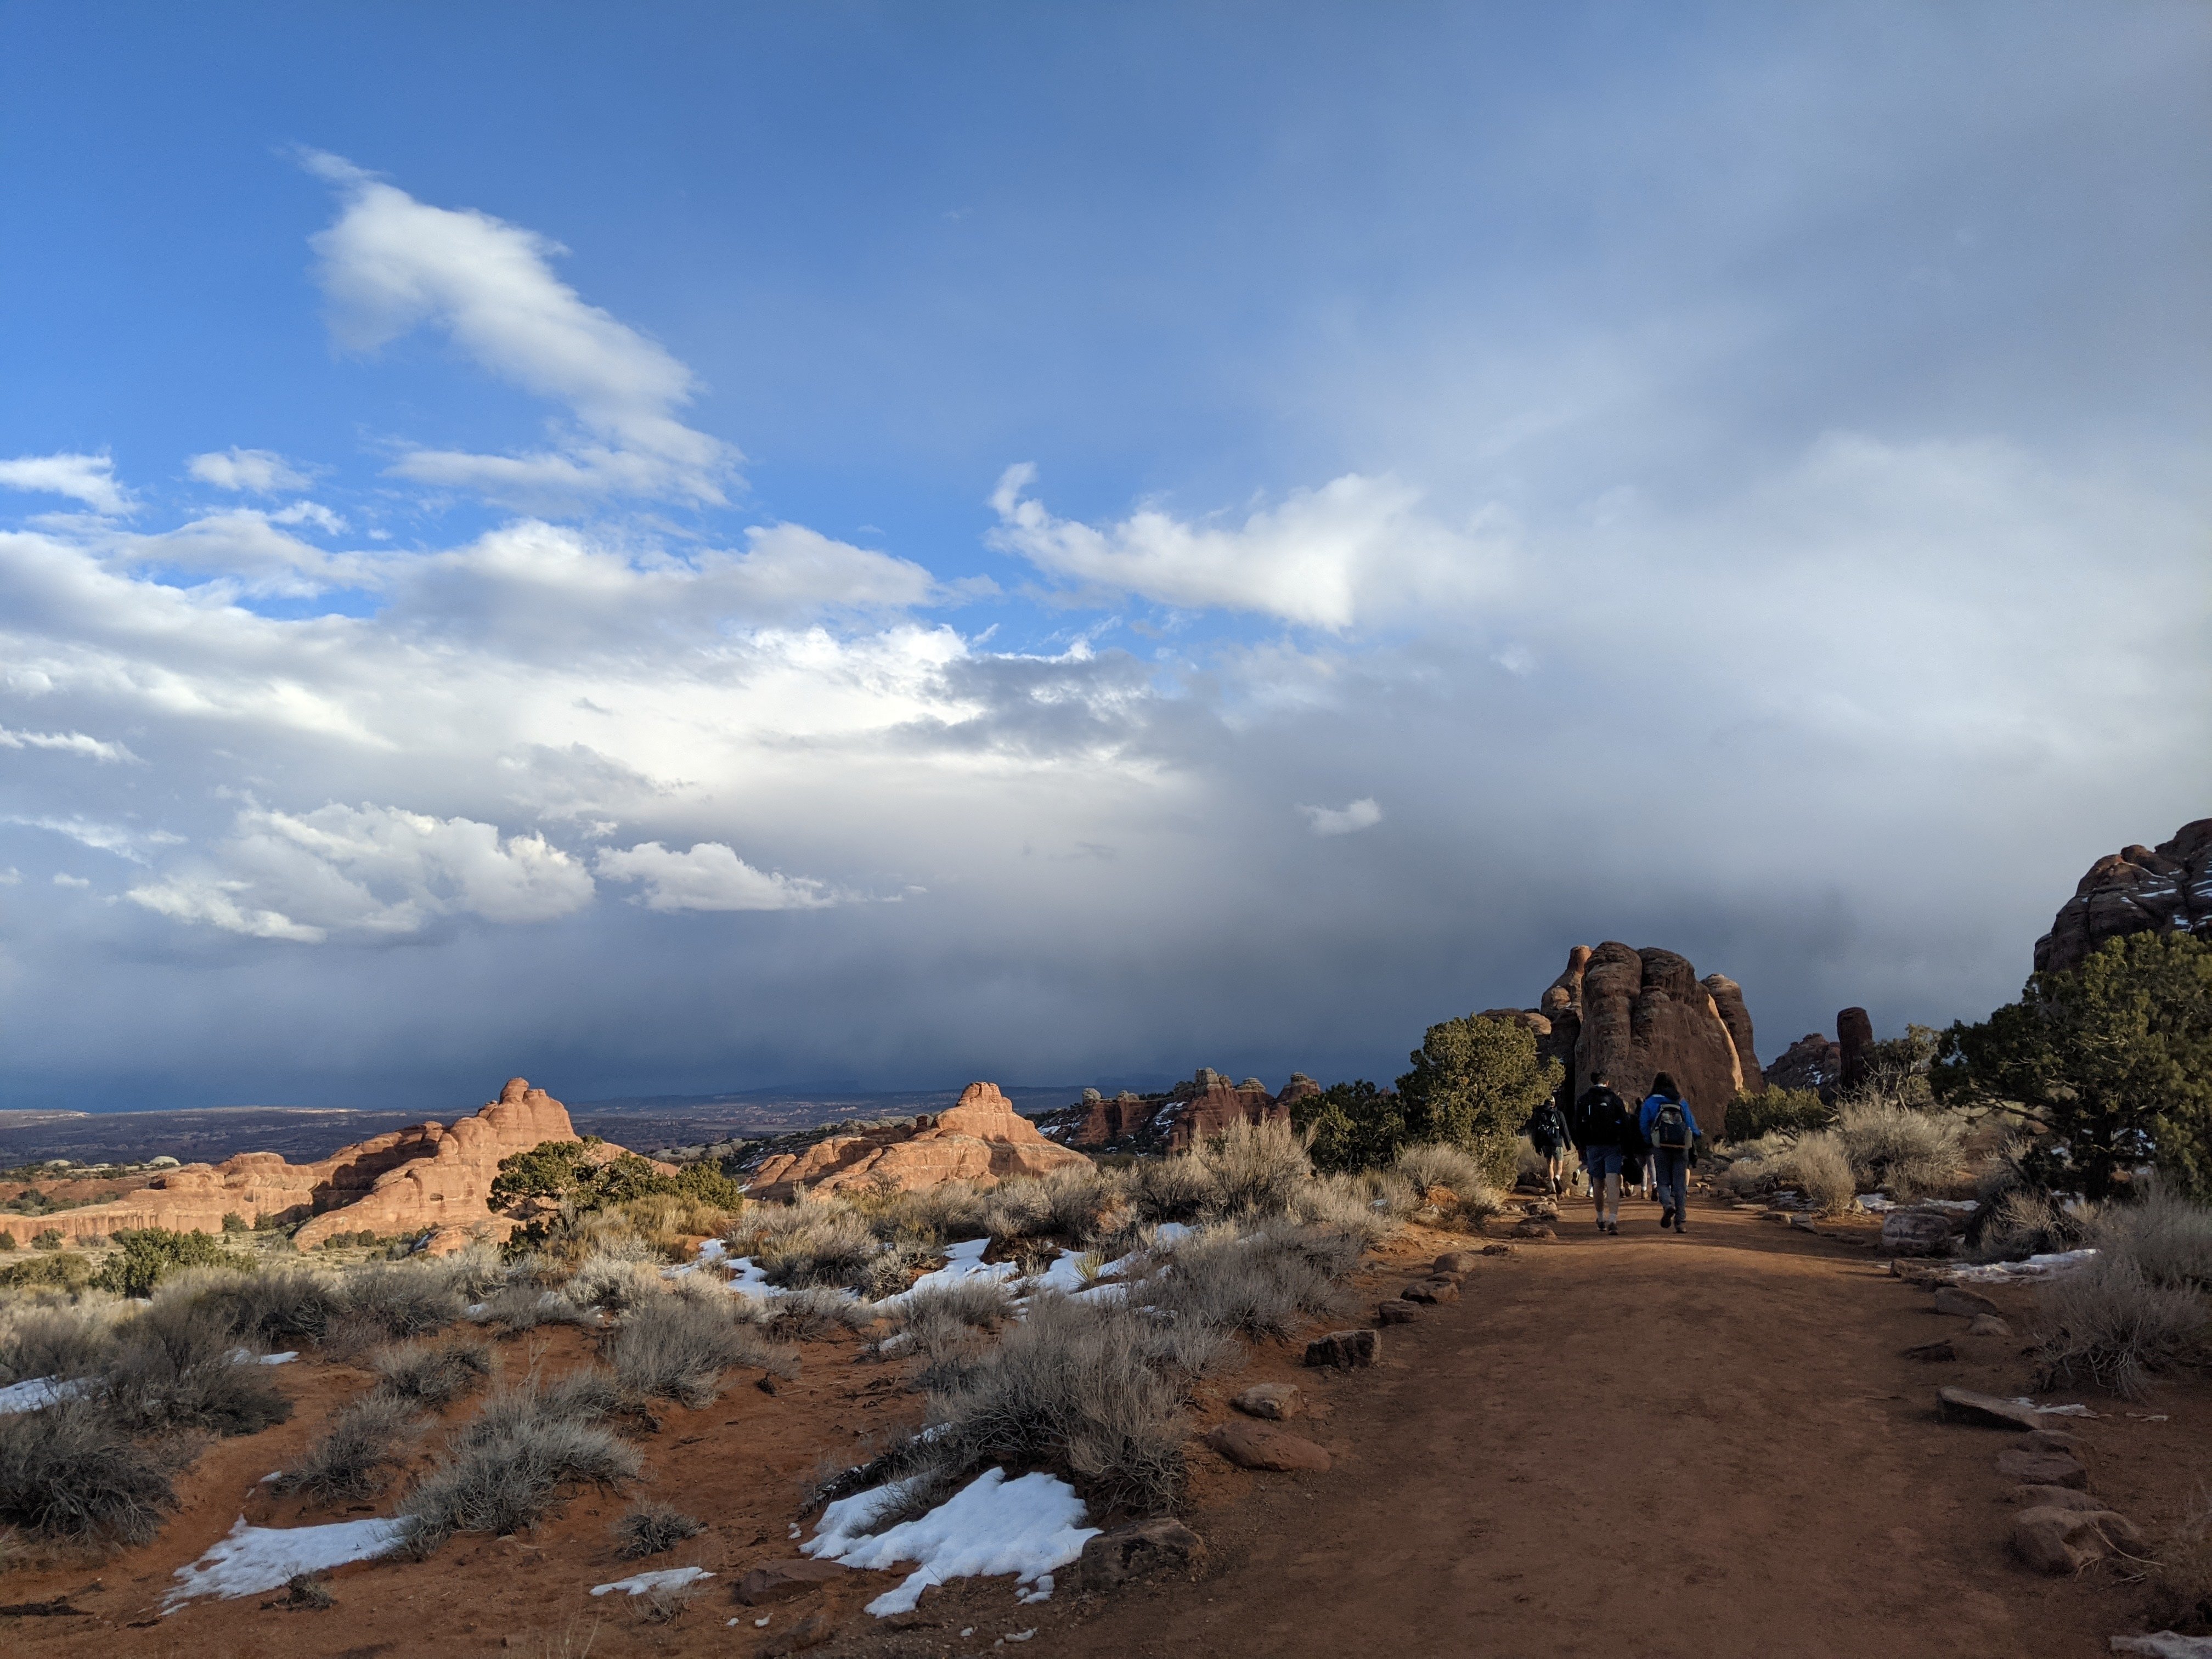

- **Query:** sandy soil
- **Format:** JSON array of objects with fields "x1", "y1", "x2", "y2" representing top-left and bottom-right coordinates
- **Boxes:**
[{"x1": 4, "y1": 1198, "x2": 2207, "y2": 1658}]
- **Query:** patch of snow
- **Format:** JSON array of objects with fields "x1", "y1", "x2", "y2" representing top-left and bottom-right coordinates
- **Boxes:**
[
  {"x1": 869, "y1": 1239, "x2": 1021, "y2": 1314},
  {"x1": 1919, "y1": 1199, "x2": 1980, "y2": 1213},
  {"x1": 261, "y1": 1351, "x2": 298, "y2": 1365},
  {"x1": 1150, "y1": 1222, "x2": 1193, "y2": 1245},
  {"x1": 1949, "y1": 1249, "x2": 2099, "y2": 1284},
  {"x1": 1016, "y1": 1573, "x2": 1054, "y2": 1604},
  {"x1": 2112, "y1": 1635, "x2": 2212, "y2": 1657},
  {"x1": 165, "y1": 1514, "x2": 406, "y2": 1609},
  {"x1": 590, "y1": 1566, "x2": 715, "y2": 1597},
  {"x1": 259, "y1": 1470, "x2": 283, "y2": 1484},
  {"x1": 2008, "y1": 1396, "x2": 2100, "y2": 1418},
  {"x1": 1854, "y1": 1194, "x2": 1895, "y2": 1212},
  {"x1": 463, "y1": 1301, "x2": 490, "y2": 1317},
  {"x1": 805, "y1": 1467, "x2": 1099, "y2": 1617},
  {"x1": 0, "y1": 1375, "x2": 89, "y2": 1414}
]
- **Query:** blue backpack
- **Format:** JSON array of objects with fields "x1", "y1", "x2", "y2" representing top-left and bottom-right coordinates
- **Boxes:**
[{"x1": 1651, "y1": 1099, "x2": 1691, "y2": 1149}]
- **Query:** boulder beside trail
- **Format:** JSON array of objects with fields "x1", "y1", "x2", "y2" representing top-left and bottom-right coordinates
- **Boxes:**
[
  {"x1": 1205, "y1": 1419, "x2": 1331, "y2": 1472},
  {"x1": 1933, "y1": 1286, "x2": 2002, "y2": 1319},
  {"x1": 1401, "y1": 1278, "x2": 1460, "y2": 1305},
  {"x1": 2011, "y1": 1505, "x2": 2143, "y2": 1574},
  {"x1": 1882, "y1": 1211, "x2": 1953, "y2": 1256},
  {"x1": 1375, "y1": 1301, "x2": 1423, "y2": 1326},
  {"x1": 1306, "y1": 1329, "x2": 1381, "y2": 1368},
  {"x1": 1936, "y1": 1387, "x2": 2047, "y2": 1430},
  {"x1": 1966, "y1": 1314, "x2": 2013, "y2": 1338},
  {"x1": 1996, "y1": 1447, "x2": 2089, "y2": 1489},
  {"x1": 2024, "y1": 1428, "x2": 2086, "y2": 1458},
  {"x1": 1232, "y1": 1383, "x2": 1302, "y2": 1421},
  {"x1": 1433, "y1": 1251, "x2": 1485, "y2": 1274},
  {"x1": 1073, "y1": 1519, "x2": 1206, "y2": 1591},
  {"x1": 2009, "y1": 1485, "x2": 2107, "y2": 1511}
]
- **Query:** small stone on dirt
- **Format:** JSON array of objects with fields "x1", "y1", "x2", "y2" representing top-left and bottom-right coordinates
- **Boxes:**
[
  {"x1": 1511, "y1": 1220, "x2": 1556, "y2": 1239},
  {"x1": 1932, "y1": 1285, "x2": 2002, "y2": 1318},
  {"x1": 1936, "y1": 1387, "x2": 2047, "y2": 1430},
  {"x1": 1073, "y1": 1519, "x2": 1206, "y2": 1591},
  {"x1": 1205, "y1": 1419, "x2": 1331, "y2": 1472},
  {"x1": 1232, "y1": 1383, "x2": 1301, "y2": 1421},
  {"x1": 1305, "y1": 1328, "x2": 1380, "y2": 1368},
  {"x1": 1432, "y1": 1251, "x2": 1483, "y2": 1274},
  {"x1": 1903, "y1": 1339, "x2": 1957, "y2": 1362},
  {"x1": 734, "y1": 1561, "x2": 850, "y2": 1606},
  {"x1": 1375, "y1": 1301, "x2": 1423, "y2": 1325},
  {"x1": 1996, "y1": 1447, "x2": 2088, "y2": 1489},
  {"x1": 758, "y1": 1611, "x2": 835, "y2": 1656},
  {"x1": 2023, "y1": 1427, "x2": 2086, "y2": 1457},
  {"x1": 1400, "y1": 1278, "x2": 1459, "y2": 1305},
  {"x1": 1480, "y1": 1243, "x2": 1514, "y2": 1256},
  {"x1": 2009, "y1": 1484, "x2": 2107, "y2": 1511},
  {"x1": 1966, "y1": 1313, "x2": 2013, "y2": 1337}
]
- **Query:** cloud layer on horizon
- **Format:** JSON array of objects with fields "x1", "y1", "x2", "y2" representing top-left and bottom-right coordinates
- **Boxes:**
[{"x1": 3, "y1": 13, "x2": 2209, "y2": 1118}]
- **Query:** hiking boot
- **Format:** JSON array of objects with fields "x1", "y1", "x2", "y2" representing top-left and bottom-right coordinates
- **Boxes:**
[
  {"x1": 1605, "y1": 1221, "x2": 1620, "y2": 1235},
  {"x1": 1594, "y1": 1218, "x2": 1606, "y2": 1233},
  {"x1": 1660, "y1": 1209, "x2": 1675, "y2": 1229},
  {"x1": 1674, "y1": 1217, "x2": 1686, "y2": 1233}
]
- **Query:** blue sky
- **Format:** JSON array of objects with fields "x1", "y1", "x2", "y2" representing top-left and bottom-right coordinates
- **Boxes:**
[{"x1": 2, "y1": 3, "x2": 2208, "y2": 1114}]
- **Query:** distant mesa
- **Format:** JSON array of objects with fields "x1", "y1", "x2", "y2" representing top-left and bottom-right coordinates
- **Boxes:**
[
  {"x1": 21, "y1": 1077, "x2": 657, "y2": 1253},
  {"x1": 744, "y1": 1081, "x2": 1093, "y2": 1201},
  {"x1": 2035, "y1": 817, "x2": 2212, "y2": 975},
  {"x1": 1495, "y1": 943, "x2": 1764, "y2": 1120},
  {"x1": 1057, "y1": 1069, "x2": 1320, "y2": 1155}
]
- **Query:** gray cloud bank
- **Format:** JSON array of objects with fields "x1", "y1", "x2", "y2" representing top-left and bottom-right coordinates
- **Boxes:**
[{"x1": 3, "y1": 10, "x2": 2209, "y2": 1114}]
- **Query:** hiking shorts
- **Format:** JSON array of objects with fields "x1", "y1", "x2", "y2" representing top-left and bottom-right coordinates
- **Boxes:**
[{"x1": 1582, "y1": 1146, "x2": 1623, "y2": 1178}]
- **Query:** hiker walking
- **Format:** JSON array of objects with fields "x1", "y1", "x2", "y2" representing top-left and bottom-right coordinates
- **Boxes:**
[
  {"x1": 1638, "y1": 1070, "x2": 1702, "y2": 1233},
  {"x1": 1524, "y1": 1095, "x2": 1573, "y2": 1198},
  {"x1": 1571, "y1": 1070, "x2": 1634, "y2": 1234}
]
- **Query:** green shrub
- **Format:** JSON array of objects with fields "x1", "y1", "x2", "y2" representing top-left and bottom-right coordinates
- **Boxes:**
[
  {"x1": 0, "y1": 1250, "x2": 93, "y2": 1291},
  {"x1": 1395, "y1": 1014, "x2": 1562, "y2": 1187},
  {"x1": 92, "y1": 1227, "x2": 253, "y2": 1299},
  {"x1": 1723, "y1": 1087, "x2": 1830, "y2": 1143},
  {"x1": 1934, "y1": 933, "x2": 2212, "y2": 1198},
  {"x1": 0, "y1": 1230, "x2": 15, "y2": 1251},
  {"x1": 1291, "y1": 1080, "x2": 1406, "y2": 1175},
  {"x1": 221, "y1": 1212, "x2": 249, "y2": 1233},
  {"x1": 32, "y1": 1228, "x2": 63, "y2": 1251}
]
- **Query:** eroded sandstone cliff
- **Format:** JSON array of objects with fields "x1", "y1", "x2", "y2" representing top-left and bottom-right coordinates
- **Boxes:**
[
  {"x1": 745, "y1": 1081, "x2": 1092, "y2": 1200},
  {"x1": 2035, "y1": 818, "x2": 2212, "y2": 975}
]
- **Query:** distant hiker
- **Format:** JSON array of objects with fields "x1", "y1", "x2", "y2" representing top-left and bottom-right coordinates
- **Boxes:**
[
  {"x1": 1638, "y1": 1070, "x2": 1702, "y2": 1233},
  {"x1": 1525, "y1": 1097, "x2": 1573, "y2": 1197},
  {"x1": 1571, "y1": 1071, "x2": 1635, "y2": 1234}
]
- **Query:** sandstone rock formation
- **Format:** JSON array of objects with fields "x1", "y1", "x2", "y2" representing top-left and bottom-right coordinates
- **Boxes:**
[
  {"x1": 1837, "y1": 1006, "x2": 1874, "y2": 1093},
  {"x1": 1513, "y1": 943, "x2": 1764, "y2": 1122},
  {"x1": 2035, "y1": 817, "x2": 2212, "y2": 974},
  {"x1": 1065, "y1": 1069, "x2": 1316, "y2": 1153},
  {"x1": 29, "y1": 1078, "x2": 601, "y2": 1249},
  {"x1": 745, "y1": 1082, "x2": 1091, "y2": 1201},
  {"x1": 1765, "y1": 1032, "x2": 1844, "y2": 1096}
]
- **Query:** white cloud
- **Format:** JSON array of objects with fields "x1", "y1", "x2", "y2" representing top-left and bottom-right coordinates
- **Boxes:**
[
  {"x1": 0, "y1": 453, "x2": 134, "y2": 516},
  {"x1": 0, "y1": 727, "x2": 136, "y2": 763},
  {"x1": 51, "y1": 873, "x2": 91, "y2": 889},
  {"x1": 1297, "y1": 798, "x2": 1384, "y2": 837},
  {"x1": 3, "y1": 816, "x2": 180, "y2": 864},
  {"x1": 303, "y1": 153, "x2": 738, "y2": 509},
  {"x1": 988, "y1": 464, "x2": 1504, "y2": 629},
  {"x1": 126, "y1": 803, "x2": 597, "y2": 943},
  {"x1": 0, "y1": 867, "x2": 18, "y2": 884},
  {"x1": 187, "y1": 448, "x2": 313, "y2": 494},
  {"x1": 269, "y1": 501, "x2": 347, "y2": 533},
  {"x1": 594, "y1": 840, "x2": 839, "y2": 911},
  {"x1": 111, "y1": 510, "x2": 379, "y2": 597}
]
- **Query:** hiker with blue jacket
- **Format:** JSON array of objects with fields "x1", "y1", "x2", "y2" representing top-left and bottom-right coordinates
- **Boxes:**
[{"x1": 1638, "y1": 1070, "x2": 1701, "y2": 1233}]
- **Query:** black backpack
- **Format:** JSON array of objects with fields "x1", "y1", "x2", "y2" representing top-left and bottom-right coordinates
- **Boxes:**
[{"x1": 1651, "y1": 1099, "x2": 1691, "y2": 1149}]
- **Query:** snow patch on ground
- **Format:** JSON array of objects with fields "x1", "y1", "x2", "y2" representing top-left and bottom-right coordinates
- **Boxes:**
[
  {"x1": 0, "y1": 1376, "x2": 89, "y2": 1414},
  {"x1": 804, "y1": 1467, "x2": 1099, "y2": 1616},
  {"x1": 590, "y1": 1566, "x2": 716, "y2": 1597},
  {"x1": 166, "y1": 1515, "x2": 407, "y2": 1609},
  {"x1": 1950, "y1": 1249, "x2": 2098, "y2": 1284}
]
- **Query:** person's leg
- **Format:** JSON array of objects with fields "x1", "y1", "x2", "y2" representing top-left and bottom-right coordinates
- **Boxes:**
[
  {"x1": 1655, "y1": 1148, "x2": 1677, "y2": 1226},
  {"x1": 1668, "y1": 1148, "x2": 1689, "y2": 1227}
]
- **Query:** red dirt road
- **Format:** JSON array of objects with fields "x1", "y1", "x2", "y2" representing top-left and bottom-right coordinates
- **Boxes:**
[{"x1": 1045, "y1": 1201, "x2": 2209, "y2": 1659}]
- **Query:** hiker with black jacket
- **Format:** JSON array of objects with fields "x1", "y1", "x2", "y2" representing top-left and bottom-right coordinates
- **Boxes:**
[
  {"x1": 1524, "y1": 1096, "x2": 1573, "y2": 1198},
  {"x1": 1638, "y1": 1070, "x2": 1702, "y2": 1233},
  {"x1": 1571, "y1": 1071, "x2": 1635, "y2": 1234}
]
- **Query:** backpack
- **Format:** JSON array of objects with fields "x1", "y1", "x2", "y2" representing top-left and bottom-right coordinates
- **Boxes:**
[
  {"x1": 1531, "y1": 1103, "x2": 1567, "y2": 1146},
  {"x1": 1651, "y1": 1099, "x2": 1691, "y2": 1149}
]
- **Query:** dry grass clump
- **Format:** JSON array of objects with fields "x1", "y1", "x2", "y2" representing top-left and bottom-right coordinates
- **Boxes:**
[
  {"x1": 883, "y1": 1277, "x2": 1018, "y2": 1390},
  {"x1": 1188, "y1": 1120, "x2": 1313, "y2": 1222},
  {"x1": 183, "y1": 1266, "x2": 348, "y2": 1349},
  {"x1": 471, "y1": 1282, "x2": 586, "y2": 1331},
  {"x1": 1833, "y1": 1102, "x2": 1967, "y2": 1200},
  {"x1": 2145, "y1": 1487, "x2": 2212, "y2": 1636},
  {"x1": 2101, "y1": 1181, "x2": 2212, "y2": 1290},
  {"x1": 104, "y1": 1295, "x2": 292, "y2": 1436},
  {"x1": 611, "y1": 1499, "x2": 703, "y2": 1558},
  {"x1": 909, "y1": 1295, "x2": 1190, "y2": 1518},
  {"x1": 1392, "y1": 1143, "x2": 1506, "y2": 1221},
  {"x1": 617, "y1": 1193, "x2": 737, "y2": 1260},
  {"x1": 746, "y1": 1197, "x2": 883, "y2": 1291},
  {"x1": 400, "y1": 1373, "x2": 641, "y2": 1554},
  {"x1": 607, "y1": 1295, "x2": 797, "y2": 1407},
  {"x1": 0, "y1": 1301, "x2": 120, "y2": 1384},
  {"x1": 2033, "y1": 1252, "x2": 2207, "y2": 1400},
  {"x1": 372, "y1": 1335, "x2": 498, "y2": 1409},
  {"x1": 0, "y1": 1395, "x2": 182, "y2": 1547},
  {"x1": 329, "y1": 1261, "x2": 469, "y2": 1350},
  {"x1": 1288, "y1": 1168, "x2": 1418, "y2": 1244},
  {"x1": 1140, "y1": 1222, "x2": 1347, "y2": 1342},
  {"x1": 766, "y1": 1285, "x2": 875, "y2": 1341},
  {"x1": 569, "y1": 1249, "x2": 668, "y2": 1313},
  {"x1": 278, "y1": 1392, "x2": 421, "y2": 1503},
  {"x1": 1972, "y1": 1187, "x2": 2091, "y2": 1263},
  {"x1": 1127, "y1": 1154, "x2": 1215, "y2": 1224},
  {"x1": 1716, "y1": 1130, "x2": 1856, "y2": 1215}
]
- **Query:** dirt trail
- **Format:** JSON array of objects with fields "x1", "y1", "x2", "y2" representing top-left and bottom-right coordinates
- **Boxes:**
[{"x1": 1048, "y1": 1201, "x2": 2208, "y2": 1659}]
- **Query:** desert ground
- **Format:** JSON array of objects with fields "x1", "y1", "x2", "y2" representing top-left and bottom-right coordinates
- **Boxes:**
[{"x1": 4, "y1": 1193, "x2": 2202, "y2": 1659}]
